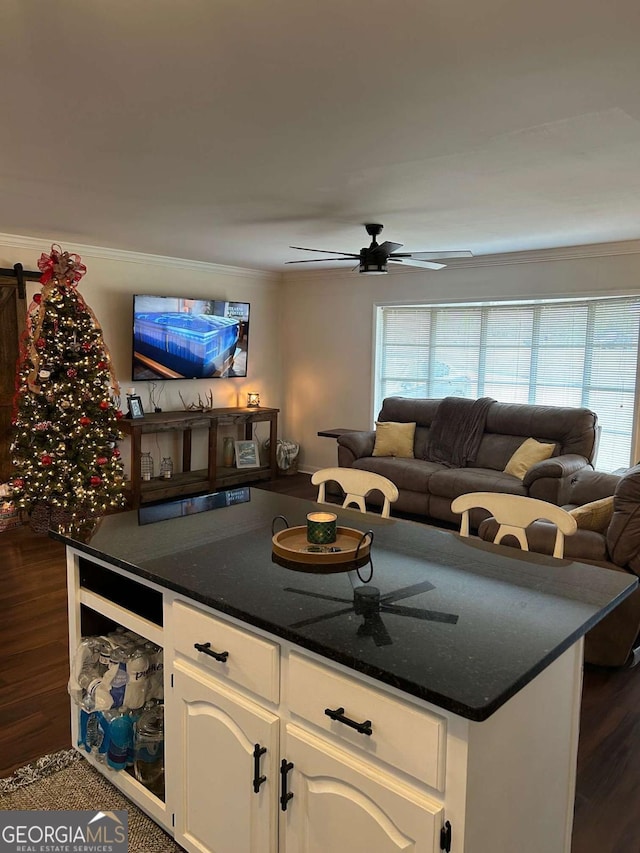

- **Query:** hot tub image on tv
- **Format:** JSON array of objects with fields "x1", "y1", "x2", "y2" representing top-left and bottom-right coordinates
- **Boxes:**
[{"x1": 134, "y1": 312, "x2": 240, "y2": 378}]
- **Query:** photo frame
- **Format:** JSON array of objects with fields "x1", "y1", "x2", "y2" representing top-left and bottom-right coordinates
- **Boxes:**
[
  {"x1": 127, "y1": 394, "x2": 145, "y2": 419},
  {"x1": 234, "y1": 439, "x2": 260, "y2": 469}
]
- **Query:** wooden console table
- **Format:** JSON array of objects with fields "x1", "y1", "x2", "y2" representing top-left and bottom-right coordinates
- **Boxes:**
[{"x1": 121, "y1": 407, "x2": 279, "y2": 508}]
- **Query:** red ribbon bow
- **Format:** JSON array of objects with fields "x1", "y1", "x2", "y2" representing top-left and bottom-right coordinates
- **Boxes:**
[{"x1": 37, "y1": 244, "x2": 87, "y2": 286}]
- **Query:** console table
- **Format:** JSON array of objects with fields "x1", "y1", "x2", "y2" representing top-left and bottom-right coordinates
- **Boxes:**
[{"x1": 120, "y1": 407, "x2": 279, "y2": 507}]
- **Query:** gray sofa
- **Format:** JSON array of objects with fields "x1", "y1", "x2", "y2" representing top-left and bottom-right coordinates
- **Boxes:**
[
  {"x1": 478, "y1": 464, "x2": 640, "y2": 668},
  {"x1": 337, "y1": 396, "x2": 599, "y2": 526}
]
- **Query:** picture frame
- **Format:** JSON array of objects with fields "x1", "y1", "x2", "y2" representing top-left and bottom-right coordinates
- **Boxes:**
[
  {"x1": 234, "y1": 439, "x2": 260, "y2": 469},
  {"x1": 127, "y1": 394, "x2": 145, "y2": 419}
]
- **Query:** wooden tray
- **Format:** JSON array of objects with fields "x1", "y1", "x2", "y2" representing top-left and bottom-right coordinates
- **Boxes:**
[{"x1": 272, "y1": 525, "x2": 372, "y2": 573}]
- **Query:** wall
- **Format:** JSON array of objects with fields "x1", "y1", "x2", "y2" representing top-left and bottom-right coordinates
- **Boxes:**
[
  {"x1": 280, "y1": 245, "x2": 640, "y2": 472},
  {"x1": 0, "y1": 234, "x2": 282, "y2": 476}
]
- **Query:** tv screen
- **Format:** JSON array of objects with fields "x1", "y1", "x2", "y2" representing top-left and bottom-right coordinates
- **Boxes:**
[{"x1": 132, "y1": 295, "x2": 250, "y2": 380}]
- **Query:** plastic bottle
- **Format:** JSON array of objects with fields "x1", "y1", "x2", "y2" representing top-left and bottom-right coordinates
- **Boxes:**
[
  {"x1": 69, "y1": 637, "x2": 108, "y2": 710},
  {"x1": 134, "y1": 704, "x2": 165, "y2": 798},
  {"x1": 122, "y1": 646, "x2": 149, "y2": 710},
  {"x1": 106, "y1": 710, "x2": 134, "y2": 770},
  {"x1": 143, "y1": 641, "x2": 164, "y2": 702}
]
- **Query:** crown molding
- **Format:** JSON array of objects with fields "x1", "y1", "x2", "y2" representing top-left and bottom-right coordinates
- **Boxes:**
[
  {"x1": 0, "y1": 232, "x2": 278, "y2": 281},
  {"x1": 2, "y1": 231, "x2": 639, "y2": 282}
]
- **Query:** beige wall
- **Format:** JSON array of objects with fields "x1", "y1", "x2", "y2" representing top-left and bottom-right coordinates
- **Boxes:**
[
  {"x1": 4, "y1": 233, "x2": 640, "y2": 478},
  {"x1": 280, "y1": 250, "x2": 640, "y2": 472},
  {"x1": 0, "y1": 235, "x2": 282, "y2": 476}
]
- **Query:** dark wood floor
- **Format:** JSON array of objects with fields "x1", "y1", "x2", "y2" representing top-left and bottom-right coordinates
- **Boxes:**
[{"x1": 1, "y1": 473, "x2": 639, "y2": 853}]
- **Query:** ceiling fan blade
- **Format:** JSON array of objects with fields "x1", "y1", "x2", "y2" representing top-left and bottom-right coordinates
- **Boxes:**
[
  {"x1": 285, "y1": 257, "x2": 358, "y2": 264},
  {"x1": 389, "y1": 258, "x2": 446, "y2": 271},
  {"x1": 409, "y1": 251, "x2": 474, "y2": 260},
  {"x1": 377, "y1": 241, "x2": 403, "y2": 254},
  {"x1": 379, "y1": 580, "x2": 436, "y2": 604},
  {"x1": 357, "y1": 613, "x2": 393, "y2": 646},
  {"x1": 290, "y1": 246, "x2": 360, "y2": 256},
  {"x1": 382, "y1": 602, "x2": 459, "y2": 624},
  {"x1": 289, "y1": 605, "x2": 355, "y2": 630}
]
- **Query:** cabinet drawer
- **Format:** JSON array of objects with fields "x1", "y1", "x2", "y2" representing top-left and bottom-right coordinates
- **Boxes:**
[
  {"x1": 173, "y1": 601, "x2": 280, "y2": 703},
  {"x1": 288, "y1": 652, "x2": 446, "y2": 791}
]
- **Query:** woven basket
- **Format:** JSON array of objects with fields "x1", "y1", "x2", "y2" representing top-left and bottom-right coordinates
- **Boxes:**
[
  {"x1": 278, "y1": 457, "x2": 299, "y2": 476},
  {"x1": 29, "y1": 503, "x2": 73, "y2": 534}
]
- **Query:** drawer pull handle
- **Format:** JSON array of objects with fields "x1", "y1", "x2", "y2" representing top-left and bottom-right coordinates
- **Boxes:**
[
  {"x1": 194, "y1": 641, "x2": 229, "y2": 663},
  {"x1": 324, "y1": 706, "x2": 373, "y2": 736},
  {"x1": 280, "y1": 759, "x2": 294, "y2": 811},
  {"x1": 253, "y1": 743, "x2": 267, "y2": 793}
]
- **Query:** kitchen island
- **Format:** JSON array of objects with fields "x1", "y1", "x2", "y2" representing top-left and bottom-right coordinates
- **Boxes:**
[{"x1": 55, "y1": 487, "x2": 637, "y2": 853}]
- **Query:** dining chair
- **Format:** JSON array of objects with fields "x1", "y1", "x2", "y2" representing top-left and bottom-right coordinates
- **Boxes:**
[
  {"x1": 451, "y1": 491, "x2": 578, "y2": 558},
  {"x1": 311, "y1": 467, "x2": 399, "y2": 518}
]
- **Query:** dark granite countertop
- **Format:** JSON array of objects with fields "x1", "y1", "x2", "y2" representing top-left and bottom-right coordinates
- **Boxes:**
[{"x1": 53, "y1": 488, "x2": 637, "y2": 721}]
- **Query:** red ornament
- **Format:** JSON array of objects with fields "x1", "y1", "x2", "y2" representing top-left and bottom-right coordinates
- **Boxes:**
[
  {"x1": 33, "y1": 293, "x2": 42, "y2": 304},
  {"x1": 98, "y1": 361, "x2": 107, "y2": 369},
  {"x1": 99, "y1": 400, "x2": 110, "y2": 410},
  {"x1": 82, "y1": 342, "x2": 92, "y2": 351},
  {"x1": 96, "y1": 456, "x2": 108, "y2": 466},
  {"x1": 112, "y1": 448, "x2": 121, "y2": 458},
  {"x1": 13, "y1": 478, "x2": 24, "y2": 489},
  {"x1": 90, "y1": 475, "x2": 102, "y2": 486},
  {"x1": 67, "y1": 368, "x2": 77, "y2": 378},
  {"x1": 115, "y1": 410, "x2": 124, "y2": 420},
  {"x1": 79, "y1": 416, "x2": 92, "y2": 426},
  {"x1": 41, "y1": 454, "x2": 53, "y2": 466},
  {"x1": 36, "y1": 337, "x2": 46, "y2": 349}
]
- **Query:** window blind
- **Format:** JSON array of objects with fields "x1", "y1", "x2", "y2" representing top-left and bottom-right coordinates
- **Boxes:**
[{"x1": 376, "y1": 296, "x2": 640, "y2": 471}]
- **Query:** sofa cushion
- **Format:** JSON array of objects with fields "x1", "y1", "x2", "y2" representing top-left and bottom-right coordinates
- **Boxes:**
[
  {"x1": 504, "y1": 438, "x2": 556, "y2": 479},
  {"x1": 372, "y1": 421, "x2": 416, "y2": 458},
  {"x1": 569, "y1": 496, "x2": 614, "y2": 532},
  {"x1": 429, "y1": 467, "x2": 528, "y2": 500},
  {"x1": 478, "y1": 518, "x2": 611, "y2": 563},
  {"x1": 353, "y1": 457, "x2": 444, "y2": 493}
]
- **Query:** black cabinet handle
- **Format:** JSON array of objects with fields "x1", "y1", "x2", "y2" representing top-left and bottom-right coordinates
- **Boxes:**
[
  {"x1": 194, "y1": 641, "x2": 229, "y2": 662},
  {"x1": 280, "y1": 759, "x2": 294, "y2": 811},
  {"x1": 324, "y1": 706, "x2": 373, "y2": 736},
  {"x1": 252, "y1": 743, "x2": 267, "y2": 793}
]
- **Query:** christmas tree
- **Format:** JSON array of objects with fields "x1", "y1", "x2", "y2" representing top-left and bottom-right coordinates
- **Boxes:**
[{"x1": 11, "y1": 244, "x2": 126, "y2": 532}]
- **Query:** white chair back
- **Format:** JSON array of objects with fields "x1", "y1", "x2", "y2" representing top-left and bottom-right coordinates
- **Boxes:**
[
  {"x1": 311, "y1": 467, "x2": 399, "y2": 518},
  {"x1": 451, "y1": 492, "x2": 577, "y2": 558}
]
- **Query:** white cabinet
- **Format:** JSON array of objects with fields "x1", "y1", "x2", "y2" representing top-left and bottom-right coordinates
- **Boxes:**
[
  {"x1": 282, "y1": 724, "x2": 443, "y2": 853},
  {"x1": 172, "y1": 663, "x2": 279, "y2": 853},
  {"x1": 168, "y1": 600, "x2": 448, "y2": 853}
]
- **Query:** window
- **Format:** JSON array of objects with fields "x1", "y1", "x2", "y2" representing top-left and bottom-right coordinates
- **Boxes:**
[{"x1": 375, "y1": 296, "x2": 640, "y2": 472}]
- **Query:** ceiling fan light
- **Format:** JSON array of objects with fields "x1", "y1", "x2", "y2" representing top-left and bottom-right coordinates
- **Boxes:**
[{"x1": 359, "y1": 261, "x2": 388, "y2": 275}]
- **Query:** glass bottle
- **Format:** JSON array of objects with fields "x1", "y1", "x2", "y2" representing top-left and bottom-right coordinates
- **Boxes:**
[
  {"x1": 134, "y1": 703, "x2": 165, "y2": 798},
  {"x1": 140, "y1": 452, "x2": 154, "y2": 481},
  {"x1": 160, "y1": 457, "x2": 173, "y2": 479}
]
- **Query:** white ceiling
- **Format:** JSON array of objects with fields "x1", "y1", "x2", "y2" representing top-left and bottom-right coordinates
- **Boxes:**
[{"x1": 3, "y1": 0, "x2": 640, "y2": 272}]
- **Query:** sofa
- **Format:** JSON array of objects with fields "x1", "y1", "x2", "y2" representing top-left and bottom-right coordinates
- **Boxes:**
[
  {"x1": 478, "y1": 464, "x2": 640, "y2": 668},
  {"x1": 337, "y1": 396, "x2": 599, "y2": 526}
]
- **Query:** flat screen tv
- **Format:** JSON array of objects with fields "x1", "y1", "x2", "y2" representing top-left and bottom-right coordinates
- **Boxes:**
[{"x1": 132, "y1": 295, "x2": 250, "y2": 380}]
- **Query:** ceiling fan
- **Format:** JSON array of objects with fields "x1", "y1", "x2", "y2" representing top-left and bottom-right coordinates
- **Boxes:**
[
  {"x1": 286, "y1": 223, "x2": 473, "y2": 274},
  {"x1": 285, "y1": 579, "x2": 459, "y2": 647}
]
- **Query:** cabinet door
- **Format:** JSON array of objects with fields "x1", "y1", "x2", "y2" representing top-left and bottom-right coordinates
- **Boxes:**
[
  {"x1": 282, "y1": 724, "x2": 443, "y2": 853},
  {"x1": 173, "y1": 664, "x2": 279, "y2": 853}
]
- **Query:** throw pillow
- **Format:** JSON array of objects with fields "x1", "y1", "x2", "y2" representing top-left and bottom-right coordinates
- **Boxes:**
[
  {"x1": 372, "y1": 421, "x2": 416, "y2": 458},
  {"x1": 503, "y1": 438, "x2": 555, "y2": 480},
  {"x1": 569, "y1": 496, "x2": 615, "y2": 532}
]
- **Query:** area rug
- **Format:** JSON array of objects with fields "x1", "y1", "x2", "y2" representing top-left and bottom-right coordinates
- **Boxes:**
[{"x1": 0, "y1": 749, "x2": 183, "y2": 852}]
